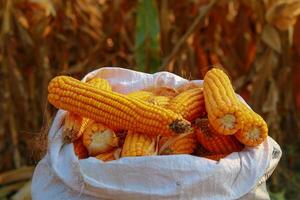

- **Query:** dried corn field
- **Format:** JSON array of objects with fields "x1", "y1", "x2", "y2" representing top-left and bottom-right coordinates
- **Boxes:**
[{"x1": 0, "y1": 0, "x2": 300, "y2": 199}]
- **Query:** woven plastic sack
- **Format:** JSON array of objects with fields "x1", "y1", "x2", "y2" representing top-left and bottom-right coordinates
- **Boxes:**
[{"x1": 32, "y1": 67, "x2": 282, "y2": 200}]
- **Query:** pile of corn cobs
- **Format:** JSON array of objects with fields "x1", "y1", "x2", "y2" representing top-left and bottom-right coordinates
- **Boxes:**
[{"x1": 47, "y1": 68, "x2": 268, "y2": 162}]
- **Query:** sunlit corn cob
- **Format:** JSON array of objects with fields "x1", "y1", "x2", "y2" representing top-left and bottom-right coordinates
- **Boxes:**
[
  {"x1": 234, "y1": 103, "x2": 268, "y2": 147},
  {"x1": 48, "y1": 76, "x2": 192, "y2": 137},
  {"x1": 73, "y1": 136, "x2": 88, "y2": 159},
  {"x1": 145, "y1": 86, "x2": 179, "y2": 97},
  {"x1": 204, "y1": 153, "x2": 228, "y2": 161},
  {"x1": 95, "y1": 148, "x2": 121, "y2": 162},
  {"x1": 168, "y1": 88, "x2": 206, "y2": 122},
  {"x1": 121, "y1": 131, "x2": 156, "y2": 157},
  {"x1": 63, "y1": 77, "x2": 112, "y2": 142},
  {"x1": 147, "y1": 96, "x2": 171, "y2": 107},
  {"x1": 127, "y1": 90, "x2": 154, "y2": 101},
  {"x1": 82, "y1": 122, "x2": 119, "y2": 156},
  {"x1": 86, "y1": 77, "x2": 112, "y2": 91},
  {"x1": 159, "y1": 132, "x2": 197, "y2": 155},
  {"x1": 195, "y1": 118, "x2": 244, "y2": 154},
  {"x1": 203, "y1": 68, "x2": 244, "y2": 135},
  {"x1": 129, "y1": 90, "x2": 171, "y2": 107}
]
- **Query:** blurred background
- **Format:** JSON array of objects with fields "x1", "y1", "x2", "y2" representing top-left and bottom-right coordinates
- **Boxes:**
[{"x1": 0, "y1": 0, "x2": 300, "y2": 199}]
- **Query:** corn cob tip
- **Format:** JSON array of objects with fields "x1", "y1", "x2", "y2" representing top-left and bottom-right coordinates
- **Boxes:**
[
  {"x1": 234, "y1": 103, "x2": 268, "y2": 147},
  {"x1": 203, "y1": 68, "x2": 244, "y2": 135},
  {"x1": 235, "y1": 123, "x2": 268, "y2": 147},
  {"x1": 169, "y1": 119, "x2": 192, "y2": 134}
]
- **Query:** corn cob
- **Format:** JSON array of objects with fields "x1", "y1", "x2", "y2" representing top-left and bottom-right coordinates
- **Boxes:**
[
  {"x1": 234, "y1": 103, "x2": 268, "y2": 147},
  {"x1": 86, "y1": 77, "x2": 112, "y2": 91},
  {"x1": 82, "y1": 122, "x2": 119, "y2": 156},
  {"x1": 95, "y1": 148, "x2": 121, "y2": 161},
  {"x1": 168, "y1": 88, "x2": 206, "y2": 122},
  {"x1": 128, "y1": 90, "x2": 170, "y2": 107},
  {"x1": 195, "y1": 118, "x2": 244, "y2": 154},
  {"x1": 159, "y1": 132, "x2": 197, "y2": 155},
  {"x1": 63, "y1": 77, "x2": 112, "y2": 142},
  {"x1": 127, "y1": 90, "x2": 154, "y2": 101},
  {"x1": 145, "y1": 86, "x2": 179, "y2": 97},
  {"x1": 203, "y1": 68, "x2": 244, "y2": 135},
  {"x1": 73, "y1": 136, "x2": 88, "y2": 159},
  {"x1": 121, "y1": 131, "x2": 156, "y2": 157},
  {"x1": 48, "y1": 76, "x2": 192, "y2": 137},
  {"x1": 147, "y1": 96, "x2": 171, "y2": 107}
]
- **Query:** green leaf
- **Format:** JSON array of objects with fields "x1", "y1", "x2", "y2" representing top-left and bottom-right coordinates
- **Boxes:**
[{"x1": 134, "y1": 0, "x2": 161, "y2": 72}]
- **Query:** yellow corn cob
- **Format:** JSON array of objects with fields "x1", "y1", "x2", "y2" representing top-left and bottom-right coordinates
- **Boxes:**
[
  {"x1": 147, "y1": 96, "x2": 171, "y2": 107},
  {"x1": 234, "y1": 103, "x2": 268, "y2": 147},
  {"x1": 95, "y1": 148, "x2": 121, "y2": 161},
  {"x1": 63, "y1": 77, "x2": 112, "y2": 142},
  {"x1": 48, "y1": 76, "x2": 192, "y2": 137},
  {"x1": 86, "y1": 77, "x2": 112, "y2": 91},
  {"x1": 203, "y1": 68, "x2": 244, "y2": 135},
  {"x1": 121, "y1": 131, "x2": 156, "y2": 157},
  {"x1": 128, "y1": 90, "x2": 170, "y2": 107},
  {"x1": 159, "y1": 132, "x2": 197, "y2": 155},
  {"x1": 194, "y1": 118, "x2": 244, "y2": 154},
  {"x1": 83, "y1": 122, "x2": 119, "y2": 156},
  {"x1": 127, "y1": 90, "x2": 154, "y2": 101},
  {"x1": 168, "y1": 88, "x2": 206, "y2": 122},
  {"x1": 145, "y1": 86, "x2": 179, "y2": 97}
]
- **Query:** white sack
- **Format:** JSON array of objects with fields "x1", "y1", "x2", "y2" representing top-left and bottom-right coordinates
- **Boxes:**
[{"x1": 32, "y1": 67, "x2": 282, "y2": 200}]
